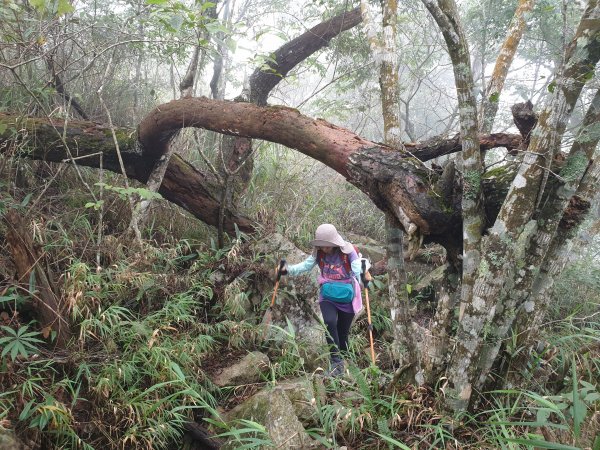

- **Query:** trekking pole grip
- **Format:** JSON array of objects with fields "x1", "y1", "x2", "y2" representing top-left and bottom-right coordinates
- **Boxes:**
[
  {"x1": 361, "y1": 259, "x2": 367, "y2": 288},
  {"x1": 277, "y1": 259, "x2": 286, "y2": 281}
]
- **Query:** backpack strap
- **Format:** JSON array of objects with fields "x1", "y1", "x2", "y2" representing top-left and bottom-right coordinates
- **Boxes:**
[
  {"x1": 316, "y1": 249, "x2": 324, "y2": 271},
  {"x1": 342, "y1": 253, "x2": 351, "y2": 273}
]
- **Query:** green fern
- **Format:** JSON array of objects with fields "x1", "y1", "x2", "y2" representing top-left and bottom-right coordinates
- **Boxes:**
[{"x1": 0, "y1": 324, "x2": 44, "y2": 361}]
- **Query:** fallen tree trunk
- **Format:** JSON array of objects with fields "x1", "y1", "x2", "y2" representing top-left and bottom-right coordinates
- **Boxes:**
[
  {"x1": 0, "y1": 113, "x2": 256, "y2": 234},
  {"x1": 0, "y1": 108, "x2": 524, "y2": 250}
]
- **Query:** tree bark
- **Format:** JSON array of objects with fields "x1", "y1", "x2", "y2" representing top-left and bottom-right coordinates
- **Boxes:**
[
  {"x1": 180, "y1": 44, "x2": 202, "y2": 98},
  {"x1": 361, "y1": 0, "x2": 403, "y2": 148},
  {"x1": 386, "y1": 214, "x2": 420, "y2": 381},
  {"x1": 363, "y1": 0, "x2": 416, "y2": 379},
  {"x1": 505, "y1": 89, "x2": 600, "y2": 380},
  {"x1": 137, "y1": 96, "x2": 467, "y2": 245},
  {"x1": 214, "y1": 6, "x2": 364, "y2": 246},
  {"x1": 0, "y1": 113, "x2": 255, "y2": 234},
  {"x1": 210, "y1": 0, "x2": 232, "y2": 101},
  {"x1": 46, "y1": 56, "x2": 90, "y2": 121}
]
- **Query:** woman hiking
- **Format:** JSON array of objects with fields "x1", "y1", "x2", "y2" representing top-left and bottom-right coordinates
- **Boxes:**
[{"x1": 277, "y1": 224, "x2": 363, "y2": 377}]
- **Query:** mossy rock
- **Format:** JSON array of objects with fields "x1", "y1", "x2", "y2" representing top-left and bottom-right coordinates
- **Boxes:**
[
  {"x1": 276, "y1": 376, "x2": 326, "y2": 424},
  {"x1": 223, "y1": 386, "x2": 318, "y2": 449}
]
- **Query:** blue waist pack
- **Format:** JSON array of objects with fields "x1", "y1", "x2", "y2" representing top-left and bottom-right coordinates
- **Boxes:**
[{"x1": 321, "y1": 281, "x2": 354, "y2": 303}]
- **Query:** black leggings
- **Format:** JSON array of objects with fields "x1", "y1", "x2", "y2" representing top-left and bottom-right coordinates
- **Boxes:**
[{"x1": 319, "y1": 301, "x2": 355, "y2": 363}]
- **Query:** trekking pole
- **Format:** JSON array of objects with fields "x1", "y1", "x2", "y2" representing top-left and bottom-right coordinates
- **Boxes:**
[
  {"x1": 361, "y1": 259, "x2": 376, "y2": 366},
  {"x1": 261, "y1": 259, "x2": 286, "y2": 339}
]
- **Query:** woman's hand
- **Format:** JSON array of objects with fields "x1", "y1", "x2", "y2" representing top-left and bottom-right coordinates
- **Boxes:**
[{"x1": 275, "y1": 260, "x2": 288, "y2": 279}]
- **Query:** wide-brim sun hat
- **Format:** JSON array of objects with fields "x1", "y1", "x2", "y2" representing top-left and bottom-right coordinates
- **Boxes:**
[{"x1": 310, "y1": 224, "x2": 354, "y2": 254}]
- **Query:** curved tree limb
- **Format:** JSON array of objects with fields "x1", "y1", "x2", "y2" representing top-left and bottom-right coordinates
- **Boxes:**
[
  {"x1": 247, "y1": 7, "x2": 363, "y2": 105},
  {"x1": 1, "y1": 107, "x2": 526, "y2": 244}
]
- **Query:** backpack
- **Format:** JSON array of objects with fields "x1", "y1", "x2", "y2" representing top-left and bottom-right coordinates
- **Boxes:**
[{"x1": 316, "y1": 244, "x2": 360, "y2": 274}]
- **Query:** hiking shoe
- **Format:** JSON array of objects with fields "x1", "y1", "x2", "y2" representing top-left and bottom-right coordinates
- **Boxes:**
[{"x1": 325, "y1": 360, "x2": 344, "y2": 378}]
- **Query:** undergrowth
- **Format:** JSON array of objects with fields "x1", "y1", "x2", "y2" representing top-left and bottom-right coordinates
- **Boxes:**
[{"x1": 0, "y1": 164, "x2": 598, "y2": 450}]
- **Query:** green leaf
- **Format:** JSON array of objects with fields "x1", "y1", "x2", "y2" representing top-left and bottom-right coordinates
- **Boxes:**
[
  {"x1": 583, "y1": 71, "x2": 595, "y2": 81},
  {"x1": 0, "y1": 343, "x2": 11, "y2": 358},
  {"x1": 28, "y1": 0, "x2": 45, "y2": 11},
  {"x1": 20, "y1": 193, "x2": 32, "y2": 207},
  {"x1": 406, "y1": 284, "x2": 412, "y2": 294},
  {"x1": 489, "y1": 92, "x2": 500, "y2": 103},
  {"x1": 584, "y1": 392, "x2": 600, "y2": 402},
  {"x1": 168, "y1": 13, "x2": 184, "y2": 31},
  {"x1": 170, "y1": 362, "x2": 186, "y2": 381},
  {"x1": 28, "y1": 271, "x2": 37, "y2": 295},
  {"x1": 0, "y1": 123, "x2": 7, "y2": 134},
  {"x1": 0, "y1": 325, "x2": 17, "y2": 335},
  {"x1": 19, "y1": 400, "x2": 35, "y2": 421},
  {"x1": 226, "y1": 37, "x2": 237, "y2": 54},
  {"x1": 571, "y1": 360, "x2": 586, "y2": 438},
  {"x1": 548, "y1": 81, "x2": 556, "y2": 93},
  {"x1": 200, "y1": 1, "x2": 215, "y2": 11},
  {"x1": 10, "y1": 342, "x2": 20, "y2": 360},
  {"x1": 205, "y1": 21, "x2": 229, "y2": 34},
  {"x1": 56, "y1": 0, "x2": 74, "y2": 16},
  {"x1": 146, "y1": 0, "x2": 169, "y2": 4}
]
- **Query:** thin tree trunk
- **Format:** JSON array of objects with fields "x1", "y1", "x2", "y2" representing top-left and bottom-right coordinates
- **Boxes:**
[
  {"x1": 132, "y1": 0, "x2": 146, "y2": 125},
  {"x1": 210, "y1": 0, "x2": 233, "y2": 100},
  {"x1": 362, "y1": 0, "x2": 403, "y2": 148},
  {"x1": 45, "y1": 55, "x2": 89, "y2": 120},
  {"x1": 129, "y1": 5, "x2": 214, "y2": 236},
  {"x1": 386, "y1": 214, "x2": 420, "y2": 382},
  {"x1": 364, "y1": 0, "x2": 420, "y2": 378},
  {"x1": 180, "y1": 45, "x2": 201, "y2": 97},
  {"x1": 480, "y1": 0, "x2": 535, "y2": 133},
  {"x1": 421, "y1": 0, "x2": 484, "y2": 366}
]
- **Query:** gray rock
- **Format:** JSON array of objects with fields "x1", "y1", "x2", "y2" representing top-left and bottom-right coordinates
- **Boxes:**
[
  {"x1": 358, "y1": 243, "x2": 387, "y2": 264},
  {"x1": 212, "y1": 351, "x2": 270, "y2": 387},
  {"x1": 0, "y1": 430, "x2": 24, "y2": 450},
  {"x1": 276, "y1": 376, "x2": 326, "y2": 424},
  {"x1": 222, "y1": 386, "x2": 318, "y2": 449},
  {"x1": 344, "y1": 233, "x2": 386, "y2": 263}
]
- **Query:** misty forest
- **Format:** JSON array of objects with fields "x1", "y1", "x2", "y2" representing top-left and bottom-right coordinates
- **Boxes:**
[{"x1": 0, "y1": 0, "x2": 599, "y2": 448}]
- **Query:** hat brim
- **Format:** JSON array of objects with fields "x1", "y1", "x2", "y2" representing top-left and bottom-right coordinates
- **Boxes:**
[{"x1": 310, "y1": 239, "x2": 355, "y2": 254}]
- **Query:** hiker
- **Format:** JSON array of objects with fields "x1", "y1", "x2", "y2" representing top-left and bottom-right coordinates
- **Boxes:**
[{"x1": 277, "y1": 224, "x2": 363, "y2": 377}]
